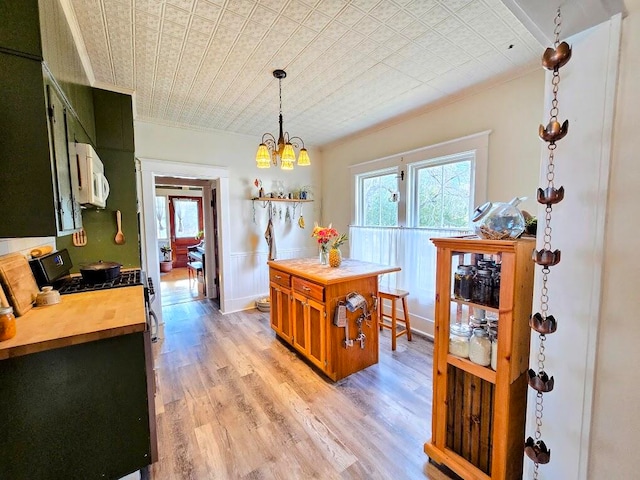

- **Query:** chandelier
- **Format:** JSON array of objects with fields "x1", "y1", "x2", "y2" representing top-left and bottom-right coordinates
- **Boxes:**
[{"x1": 256, "y1": 69, "x2": 310, "y2": 170}]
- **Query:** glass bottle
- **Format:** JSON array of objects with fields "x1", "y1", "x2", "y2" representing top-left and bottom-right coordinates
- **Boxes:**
[
  {"x1": 472, "y1": 268, "x2": 493, "y2": 306},
  {"x1": 449, "y1": 324, "x2": 471, "y2": 359},
  {"x1": 469, "y1": 328, "x2": 491, "y2": 366},
  {"x1": 0, "y1": 306, "x2": 16, "y2": 341},
  {"x1": 454, "y1": 265, "x2": 473, "y2": 301},
  {"x1": 489, "y1": 327, "x2": 498, "y2": 371}
]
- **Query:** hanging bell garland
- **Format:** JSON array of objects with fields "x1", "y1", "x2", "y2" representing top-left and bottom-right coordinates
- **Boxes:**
[{"x1": 526, "y1": 8, "x2": 573, "y2": 477}]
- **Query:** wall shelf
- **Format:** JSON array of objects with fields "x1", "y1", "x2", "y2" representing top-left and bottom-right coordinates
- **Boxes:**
[{"x1": 252, "y1": 197, "x2": 313, "y2": 204}]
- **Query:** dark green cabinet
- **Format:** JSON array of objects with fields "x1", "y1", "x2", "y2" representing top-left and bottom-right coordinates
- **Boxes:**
[
  {"x1": 46, "y1": 82, "x2": 82, "y2": 232},
  {"x1": 0, "y1": 50, "x2": 82, "y2": 237},
  {"x1": 0, "y1": 333, "x2": 153, "y2": 479}
]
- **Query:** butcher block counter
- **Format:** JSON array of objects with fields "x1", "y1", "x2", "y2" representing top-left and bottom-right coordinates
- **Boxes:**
[
  {"x1": 268, "y1": 258, "x2": 400, "y2": 381},
  {"x1": 0, "y1": 286, "x2": 155, "y2": 480},
  {"x1": 0, "y1": 285, "x2": 146, "y2": 360}
]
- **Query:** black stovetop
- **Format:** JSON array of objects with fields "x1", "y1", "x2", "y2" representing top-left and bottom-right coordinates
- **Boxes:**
[{"x1": 57, "y1": 269, "x2": 143, "y2": 295}]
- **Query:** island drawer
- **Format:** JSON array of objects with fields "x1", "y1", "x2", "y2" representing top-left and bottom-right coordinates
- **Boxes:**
[
  {"x1": 270, "y1": 270, "x2": 291, "y2": 288},
  {"x1": 292, "y1": 277, "x2": 324, "y2": 302}
]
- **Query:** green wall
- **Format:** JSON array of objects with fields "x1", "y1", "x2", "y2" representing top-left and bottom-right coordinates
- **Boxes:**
[{"x1": 57, "y1": 89, "x2": 140, "y2": 270}]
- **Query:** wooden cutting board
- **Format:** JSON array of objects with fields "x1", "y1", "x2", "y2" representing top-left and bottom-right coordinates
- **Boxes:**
[{"x1": 0, "y1": 252, "x2": 40, "y2": 316}]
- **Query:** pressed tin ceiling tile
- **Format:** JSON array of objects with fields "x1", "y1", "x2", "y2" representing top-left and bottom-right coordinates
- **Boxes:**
[{"x1": 71, "y1": 0, "x2": 543, "y2": 146}]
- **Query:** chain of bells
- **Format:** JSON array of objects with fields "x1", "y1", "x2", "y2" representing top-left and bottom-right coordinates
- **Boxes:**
[{"x1": 525, "y1": 8, "x2": 572, "y2": 478}]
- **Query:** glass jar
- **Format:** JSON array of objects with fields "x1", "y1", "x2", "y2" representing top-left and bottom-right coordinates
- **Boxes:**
[
  {"x1": 491, "y1": 268, "x2": 501, "y2": 308},
  {"x1": 472, "y1": 197, "x2": 526, "y2": 239},
  {"x1": 472, "y1": 269, "x2": 493, "y2": 306},
  {"x1": 0, "y1": 306, "x2": 16, "y2": 341},
  {"x1": 449, "y1": 325, "x2": 471, "y2": 359},
  {"x1": 469, "y1": 328, "x2": 491, "y2": 366},
  {"x1": 454, "y1": 265, "x2": 473, "y2": 301},
  {"x1": 488, "y1": 327, "x2": 498, "y2": 371}
]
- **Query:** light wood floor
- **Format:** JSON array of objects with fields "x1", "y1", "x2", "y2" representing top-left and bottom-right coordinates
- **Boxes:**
[
  {"x1": 149, "y1": 298, "x2": 454, "y2": 480},
  {"x1": 160, "y1": 267, "x2": 206, "y2": 306}
]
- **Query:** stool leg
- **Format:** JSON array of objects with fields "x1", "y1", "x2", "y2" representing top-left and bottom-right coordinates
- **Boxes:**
[
  {"x1": 391, "y1": 298, "x2": 397, "y2": 351},
  {"x1": 402, "y1": 297, "x2": 412, "y2": 341},
  {"x1": 379, "y1": 296, "x2": 384, "y2": 331}
]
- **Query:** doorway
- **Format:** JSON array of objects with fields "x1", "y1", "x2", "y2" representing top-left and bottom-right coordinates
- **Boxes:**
[{"x1": 138, "y1": 158, "x2": 231, "y2": 325}]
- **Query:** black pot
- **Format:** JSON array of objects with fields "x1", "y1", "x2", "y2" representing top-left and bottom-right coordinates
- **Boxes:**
[{"x1": 79, "y1": 260, "x2": 122, "y2": 284}]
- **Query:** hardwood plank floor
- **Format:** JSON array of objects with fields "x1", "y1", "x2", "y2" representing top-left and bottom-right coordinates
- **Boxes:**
[
  {"x1": 160, "y1": 267, "x2": 205, "y2": 307},
  {"x1": 149, "y1": 299, "x2": 454, "y2": 480}
]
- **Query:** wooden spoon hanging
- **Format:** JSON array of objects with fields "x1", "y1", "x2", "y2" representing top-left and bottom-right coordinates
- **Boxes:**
[{"x1": 115, "y1": 210, "x2": 126, "y2": 245}]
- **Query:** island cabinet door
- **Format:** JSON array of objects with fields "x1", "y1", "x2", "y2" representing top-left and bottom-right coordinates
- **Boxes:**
[
  {"x1": 306, "y1": 298, "x2": 326, "y2": 371},
  {"x1": 292, "y1": 292, "x2": 307, "y2": 353},
  {"x1": 270, "y1": 283, "x2": 292, "y2": 342}
]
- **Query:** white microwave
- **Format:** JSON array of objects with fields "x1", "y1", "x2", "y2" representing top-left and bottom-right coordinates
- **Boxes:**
[{"x1": 75, "y1": 143, "x2": 110, "y2": 208}]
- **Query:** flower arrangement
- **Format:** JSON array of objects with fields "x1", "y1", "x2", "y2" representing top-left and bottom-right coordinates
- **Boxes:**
[{"x1": 312, "y1": 224, "x2": 347, "y2": 265}]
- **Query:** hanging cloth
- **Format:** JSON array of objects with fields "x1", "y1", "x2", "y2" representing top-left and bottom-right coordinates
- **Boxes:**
[{"x1": 265, "y1": 214, "x2": 277, "y2": 261}]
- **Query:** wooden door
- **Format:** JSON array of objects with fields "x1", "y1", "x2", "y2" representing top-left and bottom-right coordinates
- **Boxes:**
[
  {"x1": 270, "y1": 285, "x2": 292, "y2": 343},
  {"x1": 211, "y1": 187, "x2": 220, "y2": 300},
  {"x1": 168, "y1": 196, "x2": 203, "y2": 268}
]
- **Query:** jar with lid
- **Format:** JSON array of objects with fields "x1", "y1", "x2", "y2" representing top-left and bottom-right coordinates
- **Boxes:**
[
  {"x1": 472, "y1": 269, "x2": 493, "y2": 306},
  {"x1": 449, "y1": 324, "x2": 471, "y2": 359},
  {"x1": 0, "y1": 306, "x2": 16, "y2": 341},
  {"x1": 491, "y1": 268, "x2": 501, "y2": 308},
  {"x1": 469, "y1": 328, "x2": 491, "y2": 366},
  {"x1": 472, "y1": 197, "x2": 526, "y2": 239},
  {"x1": 454, "y1": 265, "x2": 473, "y2": 301},
  {"x1": 488, "y1": 327, "x2": 498, "y2": 371}
]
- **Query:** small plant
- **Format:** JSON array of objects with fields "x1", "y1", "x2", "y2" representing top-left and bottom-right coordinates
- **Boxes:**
[
  {"x1": 160, "y1": 245, "x2": 172, "y2": 261},
  {"x1": 195, "y1": 230, "x2": 204, "y2": 240}
]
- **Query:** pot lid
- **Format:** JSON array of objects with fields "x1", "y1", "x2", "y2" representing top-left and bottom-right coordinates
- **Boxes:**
[{"x1": 79, "y1": 260, "x2": 122, "y2": 270}]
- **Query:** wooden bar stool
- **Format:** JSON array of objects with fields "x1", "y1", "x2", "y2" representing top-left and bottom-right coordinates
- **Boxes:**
[
  {"x1": 187, "y1": 261, "x2": 204, "y2": 292},
  {"x1": 378, "y1": 288, "x2": 412, "y2": 351}
]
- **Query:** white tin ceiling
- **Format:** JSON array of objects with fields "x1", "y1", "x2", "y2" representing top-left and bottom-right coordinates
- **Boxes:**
[{"x1": 68, "y1": 0, "x2": 546, "y2": 146}]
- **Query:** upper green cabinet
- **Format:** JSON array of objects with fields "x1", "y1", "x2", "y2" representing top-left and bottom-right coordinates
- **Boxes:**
[
  {"x1": 0, "y1": 0, "x2": 42, "y2": 59},
  {"x1": 0, "y1": 53, "x2": 57, "y2": 237},
  {"x1": 93, "y1": 89, "x2": 135, "y2": 152}
]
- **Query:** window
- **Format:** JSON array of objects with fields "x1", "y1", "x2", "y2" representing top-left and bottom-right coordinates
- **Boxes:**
[
  {"x1": 358, "y1": 170, "x2": 399, "y2": 226},
  {"x1": 155, "y1": 196, "x2": 168, "y2": 240},
  {"x1": 411, "y1": 154, "x2": 473, "y2": 229},
  {"x1": 172, "y1": 198, "x2": 200, "y2": 239}
]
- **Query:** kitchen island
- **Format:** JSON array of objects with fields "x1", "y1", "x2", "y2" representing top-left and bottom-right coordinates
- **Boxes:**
[
  {"x1": 268, "y1": 258, "x2": 399, "y2": 381},
  {"x1": 0, "y1": 286, "x2": 156, "y2": 480}
]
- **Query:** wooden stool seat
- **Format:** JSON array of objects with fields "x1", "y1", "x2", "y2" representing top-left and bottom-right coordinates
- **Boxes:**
[
  {"x1": 187, "y1": 261, "x2": 204, "y2": 292},
  {"x1": 378, "y1": 288, "x2": 412, "y2": 351}
]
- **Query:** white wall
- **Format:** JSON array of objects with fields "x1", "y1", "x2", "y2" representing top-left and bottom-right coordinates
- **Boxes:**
[
  {"x1": 321, "y1": 69, "x2": 544, "y2": 334},
  {"x1": 590, "y1": 1, "x2": 640, "y2": 477},
  {"x1": 134, "y1": 122, "x2": 322, "y2": 310}
]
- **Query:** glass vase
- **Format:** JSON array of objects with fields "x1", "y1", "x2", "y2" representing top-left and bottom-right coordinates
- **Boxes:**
[{"x1": 319, "y1": 245, "x2": 329, "y2": 265}]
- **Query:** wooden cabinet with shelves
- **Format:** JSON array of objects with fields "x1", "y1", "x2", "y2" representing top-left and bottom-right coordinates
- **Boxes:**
[{"x1": 424, "y1": 237, "x2": 535, "y2": 480}]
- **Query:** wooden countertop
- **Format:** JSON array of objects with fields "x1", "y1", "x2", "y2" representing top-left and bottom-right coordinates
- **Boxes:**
[
  {"x1": 0, "y1": 286, "x2": 146, "y2": 360},
  {"x1": 268, "y1": 258, "x2": 400, "y2": 285}
]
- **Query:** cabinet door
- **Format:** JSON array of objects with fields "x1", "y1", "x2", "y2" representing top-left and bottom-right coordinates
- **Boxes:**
[
  {"x1": 292, "y1": 293, "x2": 307, "y2": 353},
  {"x1": 269, "y1": 283, "x2": 281, "y2": 332},
  {"x1": 306, "y1": 298, "x2": 326, "y2": 371},
  {"x1": 46, "y1": 84, "x2": 81, "y2": 233},
  {"x1": 279, "y1": 288, "x2": 292, "y2": 342},
  {"x1": 269, "y1": 284, "x2": 292, "y2": 343}
]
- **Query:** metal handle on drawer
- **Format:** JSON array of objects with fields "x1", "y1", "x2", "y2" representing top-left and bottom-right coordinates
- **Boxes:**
[
  {"x1": 274, "y1": 274, "x2": 282, "y2": 279},
  {"x1": 302, "y1": 286, "x2": 311, "y2": 292}
]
